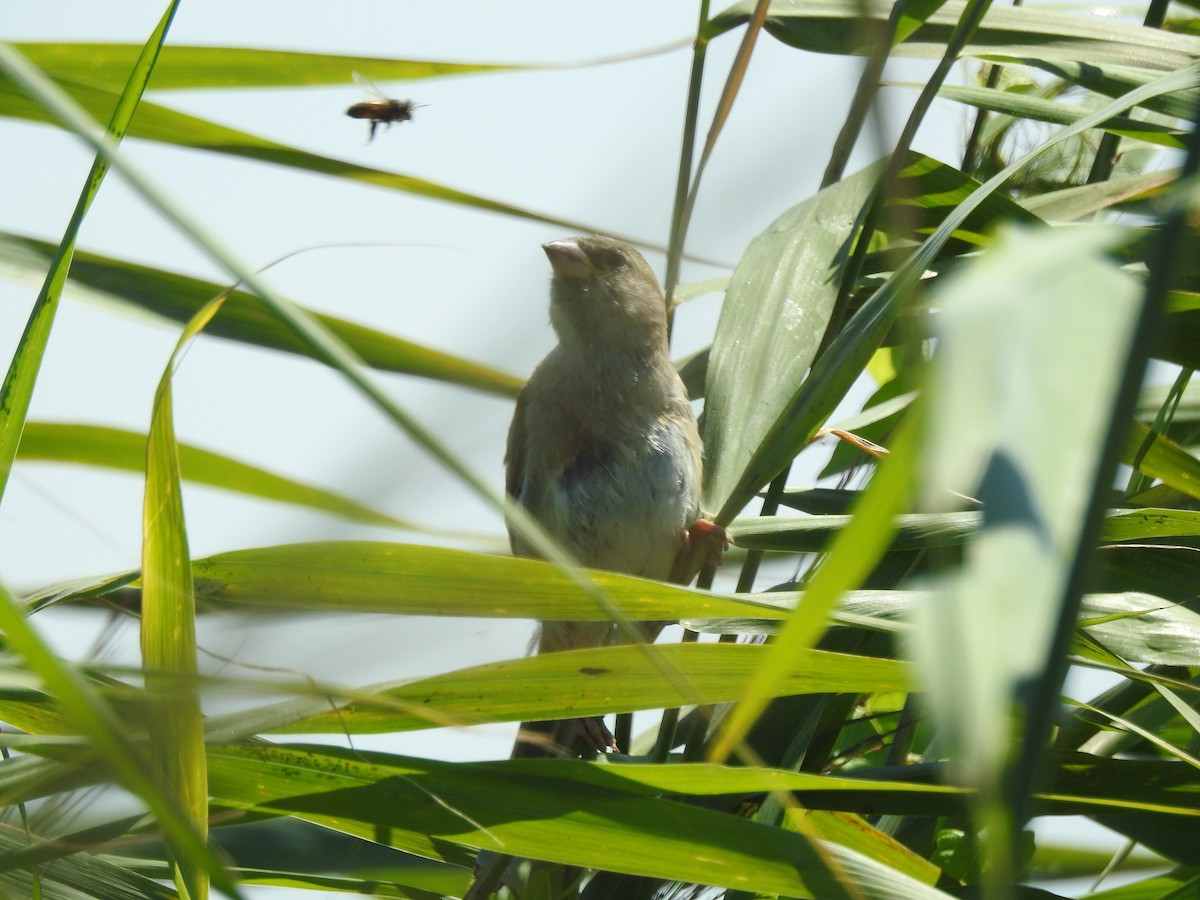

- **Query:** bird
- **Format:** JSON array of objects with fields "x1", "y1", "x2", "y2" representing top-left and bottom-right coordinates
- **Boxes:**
[{"x1": 505, "y1": 235, "x2": 705, "y2": 758}]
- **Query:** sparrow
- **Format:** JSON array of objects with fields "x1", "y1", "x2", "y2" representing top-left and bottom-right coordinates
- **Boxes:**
[{"x1": 505, "y1": 235, "x2": 704, "y2": 758}]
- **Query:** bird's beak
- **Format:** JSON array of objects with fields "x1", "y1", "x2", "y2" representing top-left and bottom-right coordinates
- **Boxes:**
[{"x1": 542, "y1": 239, "x2": 593, "y2": 279}]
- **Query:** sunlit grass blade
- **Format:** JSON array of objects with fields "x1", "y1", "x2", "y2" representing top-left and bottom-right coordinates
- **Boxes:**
[
  {"x1": 15, "y1": 43, "x2": 521, "y2": 89},
  {"x1": 711, "y1": 0, "x2": 1200, "y2": 71},
  {"x1": 709, "y1": 413, "x2": 919, "y2": 761},
  {"x1": 19, "y1": 422, "x2": 424, "y2": 530},
  {"x1": 912, "y1": 225, "x2": 1143, "y2": 892},
  {"x1": 206, "y1": 743, "x2": 955, "y2": 899},
  {"x1": 0, "y1": 76, "x2": 624, "y2": 239},
  {"x1": 0, "y1": 581, "x2": 238, "y2": 896},
  {"x1": 265, "y1": 642, "x2": 910, "y2": 735},
  {"x1": 0, "y1": 229, "x2": 523, "y2": 398},
  {"x1": 0, "y1": 7, "x2": 173, "y2": 504},
  {"x1": 142, "y1": 298, "x2": 226, "y2": 899},
  {"x1": 702, "y1": 162, "x2": 878, "y2": 515}
]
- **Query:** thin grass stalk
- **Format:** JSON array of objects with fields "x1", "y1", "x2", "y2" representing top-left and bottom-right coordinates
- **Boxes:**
[
  {"x1": 0, "y1": 2, "x2": 179, "y2": 502},
  {"x1": 664, "y1": 0, "x2": 712, "y2": 321},
  {"x1": 1087, "y1": 0, "x2": 1171, "y2": 184}
]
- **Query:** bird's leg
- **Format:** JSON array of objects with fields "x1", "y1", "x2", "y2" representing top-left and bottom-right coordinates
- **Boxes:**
[{"x1": 669, "y1": 517, "x2": 730, "y2": 584}]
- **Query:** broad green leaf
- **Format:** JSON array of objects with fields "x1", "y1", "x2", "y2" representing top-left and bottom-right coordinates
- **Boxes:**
[
  {"x1": 702, "y1": 161, "x2": 877, "y2": 516},
  {"x1": 16, "y1": 43, "x2": 519, "y2": 89},
  {"x1": 0, "y1": 230, "x2": 523, "y2": 398},
  {"x1": 19, "y1": 422, "x2": 419, "y2": 529},
  {"x1": 270, "y1": 642, "x2": 910, "y2": 734},
  {"x1": 911, "y1": 225, "x2": 1142, "y2": 879},
  {"x1": 0, "y1": 77, "x2": 605, "y2": 237},
  {"x1": 712, "y1": 0, "x2": 1200, "y2": 72},
  {"x1": 142, "y1": 298, "x2": 219, "y2": 899},
  {"x1": 0, "y1": 582, "x2": 233, "y2": 895},
  {"x1": 1124, "y1": 421, "x2": 1200, "y2": 500},
  {"x1": 206, "y1": 744, "x2": 951, "y2": 899},
  {"x1": 185, "y1": 542, "x2": 778, "y2": 621},
  {"x1": 0, "y1": 826, "x2": 175, "y2": 900}
]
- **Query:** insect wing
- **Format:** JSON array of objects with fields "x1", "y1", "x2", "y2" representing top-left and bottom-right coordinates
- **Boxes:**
[{"x1": 352, "y1": 71, "x2": 390, "y2": 103}]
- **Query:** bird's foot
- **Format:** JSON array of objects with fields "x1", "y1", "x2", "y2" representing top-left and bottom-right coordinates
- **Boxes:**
[
  {"x1": 578, "y1": 715, "x2": 619, "y2": 754},
  {"x1": 669, "y1": 517, "x2": 730, "y2": 584}
]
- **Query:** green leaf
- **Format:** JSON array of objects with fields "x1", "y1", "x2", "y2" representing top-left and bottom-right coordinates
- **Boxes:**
[
  {"x1": 0, "y1": 230, "x2": 523, "y2": 398},
  {"x1": 268, "y1": 642, "x2": 910, "y2": 734},
  {"x1": 1124, "y1": 421, "x2": 1200, "y2": 500},
  {"x1": 142, "y1": 297, "x2": 219, "y2": 899},
  {"x1": 0, "y1": 10, "x2": 168, "y2": 504},
  {"x1": 702, "y1": 161, "x2": 878, "y2": 517},
  {"x1": 19, "y1": 422, "x2": 419, "y2": 529},
  {"x1": 185, "y1": 542, "x2": 778, "y2": 621},
  {"x1": 0, "y1": 77, "x2": 607, "y2": 237},
  {"x1": 936, "y1": 82, "x2": 1187, "y2": 149},
  {"x1": 16, "y1": 42, "x2": 519, "y2": 89},
  {"x1": 712, "y1": 0, "x2": 1200, "y2": 72},
  {"x1": 206, "y1": 744, "x2": 953, "y2": 899},
  {"x1": 911, "y1": 224, "x2": 1142, "y2": 878}
]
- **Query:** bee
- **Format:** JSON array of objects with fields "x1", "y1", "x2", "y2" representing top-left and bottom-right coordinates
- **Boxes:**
[{"x1": 345, "y1": 72, "x2": 418, "y2": 142}]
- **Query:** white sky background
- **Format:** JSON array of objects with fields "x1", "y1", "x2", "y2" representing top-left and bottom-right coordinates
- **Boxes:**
[{"x1": 0, "y1": 2, "x2": 1141, "y2": 896}]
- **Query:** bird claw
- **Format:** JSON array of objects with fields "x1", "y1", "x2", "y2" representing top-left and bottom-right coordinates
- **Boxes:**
[
  {"x1": 669, "y1": 518, "x2": 730, "y2": 583},
  {"x1": 578, "y1": 716, "x2": 619, "y2": 754},
  {"x1": 689, "y1": 518, "x2": 729, "y2": 559}
]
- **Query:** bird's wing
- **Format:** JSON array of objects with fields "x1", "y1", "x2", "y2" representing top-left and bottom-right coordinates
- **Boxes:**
[{"x1": 504, "y1": 388, "x2": 528, "y2": 502}]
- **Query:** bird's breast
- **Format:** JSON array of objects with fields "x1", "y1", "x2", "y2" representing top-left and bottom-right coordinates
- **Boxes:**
[{"x1": 530, "y1": 416, "x2": 700, "y2": 580}]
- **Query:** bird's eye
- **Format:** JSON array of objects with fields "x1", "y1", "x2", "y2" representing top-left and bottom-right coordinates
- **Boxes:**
[{"x1": 591, "y1": 248, "x2": 625, "y2": 270}]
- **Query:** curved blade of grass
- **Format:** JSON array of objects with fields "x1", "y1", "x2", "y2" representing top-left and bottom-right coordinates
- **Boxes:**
[
  {"x1": 0, "y1": 230, "x2": 523, "y2": 398},
  {"x1": 701, "y1": 162, "x2": 879, "y2": 513},
  {"x1": 207, "y1": 744, "x2": 952, "y2": 899},
  {"x1": 267, "y1": 642, "x2": 909, "y2": 734},
  {"x1": 0, "y1": 581, "x2": 236, "y2": 896},
  {"x1": 142, "y1": 297, "x2": 224, "y2": 900},
  {"x1": 935, "y1": 82, "x2": 1187, "y2": 149},
  {"x1": 0, "y1": 76, "x2": 618, "y2": 238},
  {"x1": 709, "y1": 412, "x2": 919, "y2": 762},
  {"x1": 0, "y1": 10, "x2": 169, "y2": 505},
  {"x1": 16, "y1": 43, "x2": 521, "y2": 89},
  {"x1": 1123, "y1": 420, "x2": 1200, "y2": 500},
  {"x1": 711, "y1": 0, "x2": 1200, "y2": 72},
  {"x1": 912, "y1": 225, "x2": 1143, "y2": 890},
  {"x1": 19, "y1": 422, "x2": 421, "y2": 530},
  {"x1": 183, "y1": 542, "x2": 781, "y2": 621},
  {"x1": 995, "y1": 57, "x2": 1200, "y2": 120}
]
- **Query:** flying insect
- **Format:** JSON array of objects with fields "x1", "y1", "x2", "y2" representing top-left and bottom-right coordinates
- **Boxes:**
[{"x1": 346, "y1": 72, "x2": 417, "y2": 142}]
